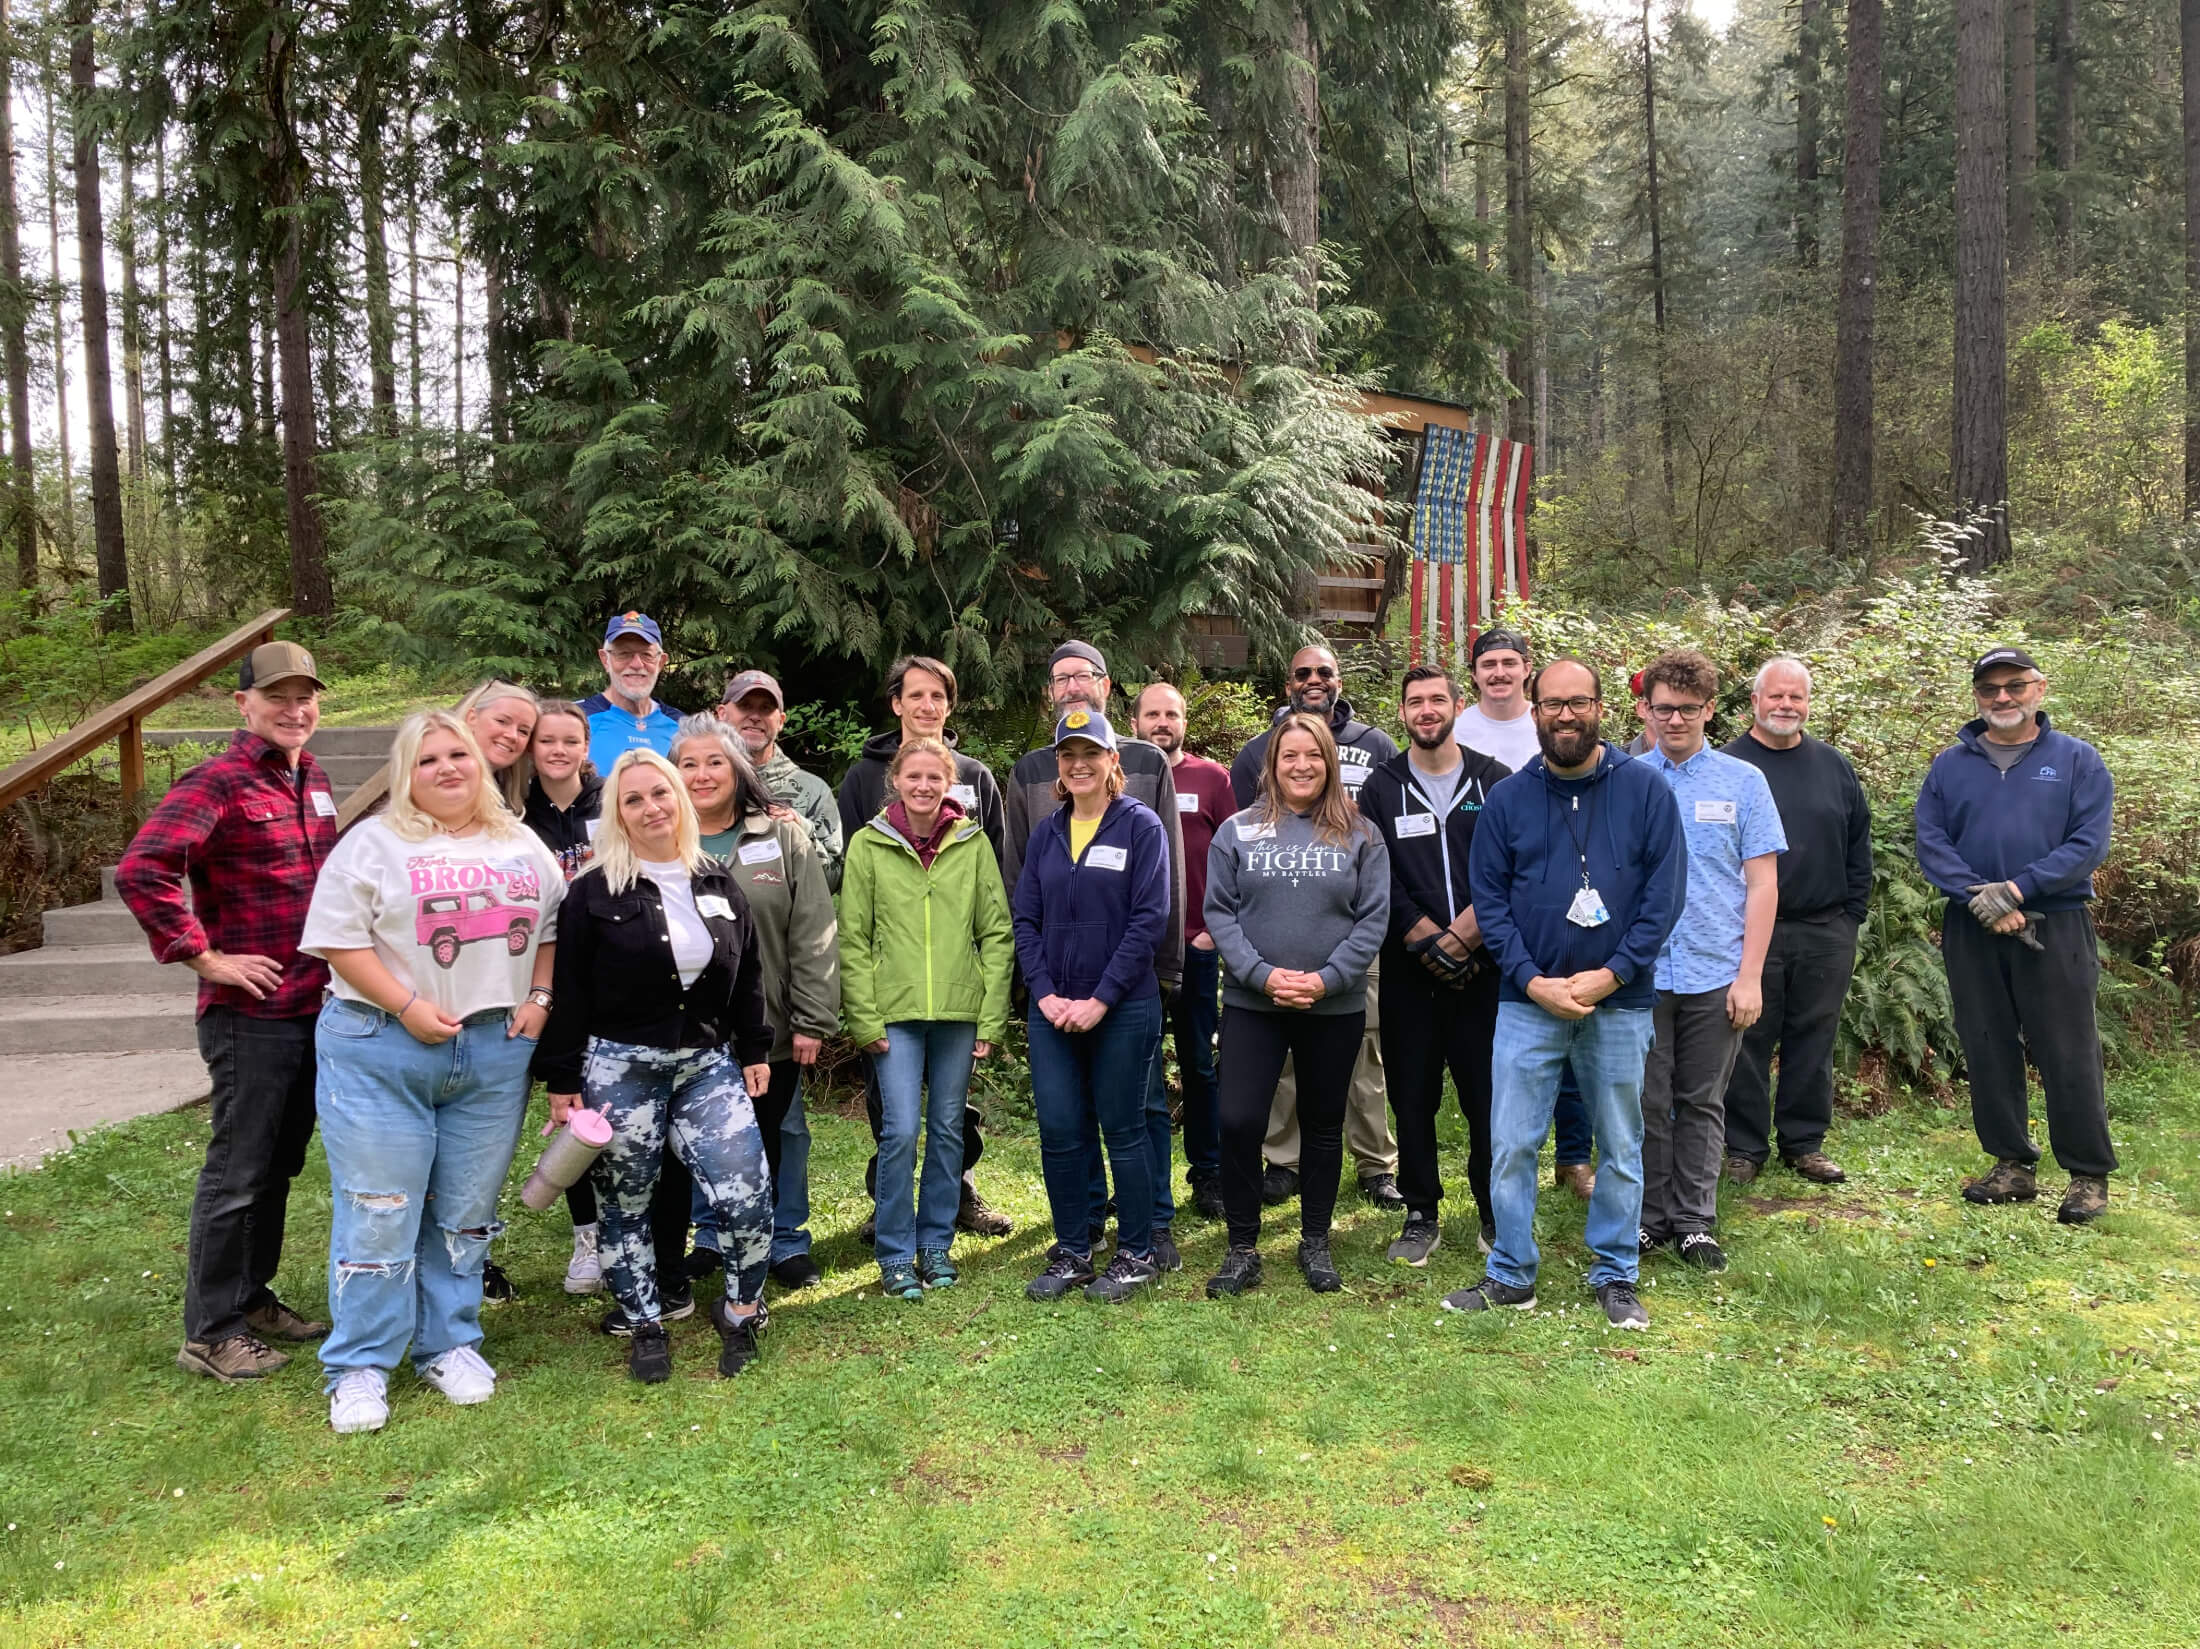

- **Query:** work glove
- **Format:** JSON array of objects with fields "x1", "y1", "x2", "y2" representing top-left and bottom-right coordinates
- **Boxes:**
[{"x1": 1965, "y1": 882, "x2": 2022, "y2": 928}]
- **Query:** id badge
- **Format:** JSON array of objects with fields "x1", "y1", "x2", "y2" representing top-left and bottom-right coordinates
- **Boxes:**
[{"x1": 1566, "y1": 885, "x2": 1610, "y2": 929}]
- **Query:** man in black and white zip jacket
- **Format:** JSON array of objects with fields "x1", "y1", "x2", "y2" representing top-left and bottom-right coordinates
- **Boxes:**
[{"x1": 1357, "y1": 663, "x2": 1514, "y2": 1266}]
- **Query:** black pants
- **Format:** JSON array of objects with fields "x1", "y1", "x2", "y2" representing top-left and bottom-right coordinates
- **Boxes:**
[
  {"x1": 651, "y1": 1056, "x2": 801, "y2": 1278},
  {"x1": 1218, "y1": 1005, "x2": 1364, "y2": 1248},
  {"x1": 186, "y1": 1007, "x2": 320, "y2": 1343},
  {"x1": 1378, "y1": 952, "x2": 1498, "y2": 1224},
  {"x1": 1724, "y1": 913, "x2": 1857, "y2": 1164},
  {"x1": 865, "y1": 1069, "x2": 983, "y2": 1196},
  {"x1": 1943, "y1": 906, "x2": 2116, "y2": 1177}
]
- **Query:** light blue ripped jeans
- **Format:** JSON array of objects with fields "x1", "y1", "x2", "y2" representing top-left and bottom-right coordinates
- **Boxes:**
[
  {"x1": 586, "y1": 1038, "x2": 772, "y2": 1324},
  {"x1": 315, "y1": 997, "x2": 535, "y2": 1388}
]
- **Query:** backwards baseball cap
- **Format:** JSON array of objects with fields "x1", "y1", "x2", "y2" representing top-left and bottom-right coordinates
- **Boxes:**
[
  {"x1": 1049, "y1": 640, "x2": 1108, "y2": 677},
  {"x1": 1052, "y1": 708, "x2": 1119, "y2": 751},
  {"x1": 1971, "y1": 645, "x2": 2040, "y2": 681},
  {"x1": 237, "y1": 640, "x2": 325, "y2": 692},
  {"x1": 721, "y1": 669, "x2": 784, "y2": 708},
  {"x1": 603, "y1": 610, "x2": 664, "y2": 647},
  {"x1": 1472, "y1": 627, "x2": 1529, "y2": 663}
]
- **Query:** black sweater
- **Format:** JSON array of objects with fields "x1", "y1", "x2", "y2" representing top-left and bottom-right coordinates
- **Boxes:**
[
  {"x1": 536, "y1": 859, "x2": 773, "y2": 1089},
  {"x1": 1721, "y1": 730, "x2": 1873, "y2": 923}
]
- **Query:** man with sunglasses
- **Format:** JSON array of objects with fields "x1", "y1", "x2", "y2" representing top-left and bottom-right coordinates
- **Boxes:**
[
  {"x1": 1915, "y1": 646, "x2": 2115, "y2": 1224},
  {"x1": 1228, "y1": 643, "x2": 1405, "y2": 1208}
]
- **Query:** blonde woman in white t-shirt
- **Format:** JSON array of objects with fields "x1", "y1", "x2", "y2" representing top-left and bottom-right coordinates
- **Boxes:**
[{"x1": 301, "y1": 710, "x2": 563, "y2": 1435}]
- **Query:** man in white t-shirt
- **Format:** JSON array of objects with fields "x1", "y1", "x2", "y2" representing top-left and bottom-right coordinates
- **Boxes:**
[{"x1": 1453, "y1": 628, "x2": 1541, "y2": 772}]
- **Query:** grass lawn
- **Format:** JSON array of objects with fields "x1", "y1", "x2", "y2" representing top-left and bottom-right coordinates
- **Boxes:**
[{"x1": 2, "y1": 1067, "x2": 2198, "y2": 1648}]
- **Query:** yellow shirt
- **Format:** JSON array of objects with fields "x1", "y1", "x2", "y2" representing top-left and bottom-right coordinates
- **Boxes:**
[{"x1": 1068, "y1": 812, "x2": 1100, "y2": 863}]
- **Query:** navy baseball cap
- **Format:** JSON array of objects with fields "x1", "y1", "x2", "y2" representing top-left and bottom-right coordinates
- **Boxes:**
[
  {"x1": 1051, "y1": 708, "x2": 1119, "y2": 751},
  {"x1": 603, "y1": 610, "x2": 663, "y2": 647}
]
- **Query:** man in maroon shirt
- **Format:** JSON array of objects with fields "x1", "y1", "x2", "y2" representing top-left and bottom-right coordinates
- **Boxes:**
[
  {"x1": 117, "y1": 641, "x2": 339, "y2": 1384},
  {"x1": 1134, "y1": 682, "x2": 1237, "y2": 1219}
]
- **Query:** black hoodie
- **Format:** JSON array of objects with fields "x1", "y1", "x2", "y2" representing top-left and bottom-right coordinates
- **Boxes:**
[
  {"x1": 836, "y1": 727, "x2": 1007, "y2": 865},
  {"x1": 1228, "y1": 696, "x2": 1401, "y2": 810}
]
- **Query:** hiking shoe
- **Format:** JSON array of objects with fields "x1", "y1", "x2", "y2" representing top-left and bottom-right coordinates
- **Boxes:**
[
  {"x1": 176, "y1": 1333, "x2": 287, "y2": 1383},
  {"x1": 1190, "y1": 1175, "x2": 1226, "y2": 1220},
  {"x1": 1151, "y1": 1227, "x2": 1183, "y2": 1274},
  {"x1": 683, "y1": 1244, "x2": 726, "y2": 1283},
  {"x1": 859, "y1": 1211, "x2": 877, "y2": 1246},
  {"x1": 1596, "y1": 1279, "x2": 1650, "y2": 1329},
  {"x1": 1359, "y1": 1172, "x2": 1406, "y2": 1210},
  {"x1": 711, "y1": 1296, "x2": 766, "y2": 1377},
  {"x1": 1297, "y1": 1238, "x2": 1343, "y2": 1293},
  {"x1": 1722, "y1": 1154, "x2": 1762, "y2": 1186},
  {"x1": 769, "y1": 1253, "x2": 822, "y2": 1290},
  {"x1": 418, "y1": 1344, "x2": 497, "y2": 1405},
  {"x1": 328, "y1": 1368, "x2": 389, "y2": 1433},
  {"x1": 601, "y1": 1288, "x2": 694, "y2": 1336},
  {"x1": 481, "y1": 1259, "x2": 515, "y2": 1303},
  {"x1": 917, "y1": 1247, "x2": 960, "y2": 1289},
  {"x1": 1206, "y1": 1246, "x2": 1263, "y2": 1297},
  {"x1": 2058, "y1": 1175, "x2": 2110, "y2": 1225},
  {"x1": 245, "y1": 1297, "x2": 328, "y2": 1341},
  {"x1": 627, "y1": 1323, "x2": 673, "y2": 1384},
  {"x1": 1442, "y1": 1276, "x2": 1537, "y2": 1313},
  {"x1": 1677, "y1": 1232, "x2": 1729, "y2": 1272},
  {"x1": 1963, "y1": 1159, "x2": 2038, "y2": 1205},
  {"x1": 1783, "y1": 1151, "x2": 1847, "y2": 1185},
  {"x1": 564, "y1": 1225, "x2": 604, "y2": 1294},
  {"x1": 878, "y1": 1262, "x2": 926, "y2": 1301},
  {"x1": 1086, "y1": 1251, "x2": 1161, "y2": 1303},
  {"x1": 1026, "y1": 1249, "x2": 1096, "y2": 1301},
  {"x1": 1388, "y1": 1215, "x2": 1441, "y2": 1267},
  {"x1": 1554, "y1": 1161, "x2": 1596, "y2": 1200},
  {"x1": 956, "y1": 1178, "x2": 1014, "y2": 1237},
  {"x1": 1260, "y1": 1165, "x2": 1300, "y2": 1205}
]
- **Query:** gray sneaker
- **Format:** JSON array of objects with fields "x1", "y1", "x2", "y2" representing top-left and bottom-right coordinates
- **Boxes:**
[
  {"x1": 1441, "y1": 1275, "x2": 1537, "y2": 1313},
  {"x1": 1388, "y1": 1215, "x2": 1441, "y2": 1267}
]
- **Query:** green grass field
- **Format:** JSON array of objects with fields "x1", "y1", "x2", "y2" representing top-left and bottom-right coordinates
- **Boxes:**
[{"x1": 3, "y1": 1068, "x2": 2197, "y2": 1648}]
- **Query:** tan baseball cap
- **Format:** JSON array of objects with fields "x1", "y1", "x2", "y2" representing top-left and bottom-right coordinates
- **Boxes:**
[{"x1": 238, "y1": 641, "x2": 326, "y2": 692}]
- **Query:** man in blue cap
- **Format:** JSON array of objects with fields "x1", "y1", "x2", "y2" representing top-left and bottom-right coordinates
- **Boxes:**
[{"x1": 580, "y1": 610, "x2": 686, "y2": 774}]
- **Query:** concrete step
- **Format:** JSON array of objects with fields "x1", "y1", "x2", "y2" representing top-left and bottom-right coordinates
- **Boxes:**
[
  {"x1": 0, "y1": 942, "x2": 199, "y2": 996},
  {"x1": 3, "y1": 1050, "x2": 210, "y2": 1167},
  {"x1": 0, "y1": 992, "x2": 198, "y2": 1055},
  {"x1": 40, "y1": 899, "x2": 151, "y2": 947}
]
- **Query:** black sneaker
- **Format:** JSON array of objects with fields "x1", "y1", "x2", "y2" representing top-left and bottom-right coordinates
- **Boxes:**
[
  {"x1": 627, "y1": 1323, "x2": 672, "y2": 1384},
  {"x1": 1388, "y1": 1215, "x2": 1441, "y2": 1267},
  {"x1": 1676, "y1": 1232, "x2": 1728, "y2": 1272},
  {"x1": 684, "y1": 1246, "x2": 726, "y2": 1283},
  {"x1": 710, "y1": 1296, "x2": 765, "y2": 1377},
  {"x1": 768, "y1": 1253, "x2": 822, "y2": 1290},
  {"x1": 1151, "y1": 1227, "x2": 1183, "y2": 1274},
  {"x1": 1297, "y1": 1238, "x2": 1343, "y2": 1293},
  {"x1": 1359, "y1": 1172, "x2": 1406, "y2": 1210},
  {"x1": 1026, "y1": 1249, "x2": 1096, "y2": 1302},
  {"x1": 1260, "y1": 1165, "x2": 1300, "y2": 1205},
  {"x1": 481, "y1": 1260, "x2": 515, "y2": 1303},
  {"x1": 1085, "y1": 1251, "x2": 1160, "y2": 1303},
  {"x1": 1190, "y1": 1175, "x2": 1226, "y2": 1220},
  {"x1": 600, "y1": 1287, "x2": 695, "y2": 1337},
  {"x1": 1441, "y1": 1275, "x2": 1537, "y2": 1313},
  {"x1": 1595, "y1": 1279, "x2": 1650, "y2": 1329},
  {"x1": 1205, "y1": 1246, "x2": 1263, "y2": 1297}
]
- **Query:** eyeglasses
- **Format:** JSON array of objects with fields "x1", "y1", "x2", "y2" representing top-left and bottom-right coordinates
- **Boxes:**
[
  {"x1": 1051, "y1": 669, "x2": 1102, "y2": 689},
  {"x1": 1534, "y1": 696, "x2": 1600, "y2": 718},
  {"x1": 1292, "y1": 665, "x2": 1338, "y2": 681},
  {"x1": 1974, "y1": 678, "x2": 2041, "y2": 701},
  {"x1": 1645, "y1": 702, "x2": 1708, "y2": 721}
]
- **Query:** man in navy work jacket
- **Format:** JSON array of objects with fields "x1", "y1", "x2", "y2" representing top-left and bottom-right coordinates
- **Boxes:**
[
  {"x1": 1454, "y1": 657, "x2": 1685, "y2": 1330},
  {"x1": 1914, "y1": 645, "x2": 2115, "y2": 1224}
]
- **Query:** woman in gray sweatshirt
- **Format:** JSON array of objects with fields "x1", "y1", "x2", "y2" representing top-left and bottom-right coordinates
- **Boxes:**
[{"x1": 1202, "y1": 711, "x2": 1390, "y2": 1296}]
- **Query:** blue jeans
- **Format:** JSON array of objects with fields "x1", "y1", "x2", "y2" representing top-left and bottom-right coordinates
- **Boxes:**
[
  {"x1": 1029, "y1": 992, "x2": 1164, "y2": 1258},
  {"x1": 1153, "y1": 942, "x2": 1222, "y2": 1185},
  {"x1": 1487, "y1": 1001, "x2": 1656, "y2": 1290},
  {"x1": 315, "y1": 998, "x2": 535, "y2": 1386},
  {"x1": 1553, "y1": 1064, "x2": 1594, "y2": 1167},
  {"x1": 773, "y1": 1087, "x2": 813, "y2": 1262},
  {"x1": 871, "y1": 1021, "x2": 976, "y2": 1268}
]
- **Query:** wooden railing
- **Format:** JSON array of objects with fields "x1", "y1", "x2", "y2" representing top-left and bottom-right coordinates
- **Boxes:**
[{"x1": 0, "y1": 608, "x2": 292, "y2": 819}]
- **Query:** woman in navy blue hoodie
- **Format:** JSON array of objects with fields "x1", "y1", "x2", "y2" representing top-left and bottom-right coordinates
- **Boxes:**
[{"x1": 1012, "y1": 709, "x2": 1172, "y2": 1305}]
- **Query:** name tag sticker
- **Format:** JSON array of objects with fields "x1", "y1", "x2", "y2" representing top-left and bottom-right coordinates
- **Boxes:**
[
  {"x1": 1085, "y1": 844, "x2": 1129, "y2": 871},
  {"x1": 1237, "y1": 820, "x2": 1275, "y2": 842},
  {"x1": 1175, "y1": 792, "x2": 1200, "y2": 813},
  {"x1": 1394, "y1": 812, "x2": 1438, "y2": 839},
  {"x1": 1695, "y1": 799, "x2": 1738, "y2": 825},
  {"x1": 696, "y1": 894, "x2": 737, "y2": 921},
  {"x1": 310, "y1": 790, "x2": 338, "y2": 817},
  {"x1": 736, "y1": 838, "x2": 783, "y2": 866},
  {"x1": 949, "y1": 784, "x2": 979, "y2": 810}
]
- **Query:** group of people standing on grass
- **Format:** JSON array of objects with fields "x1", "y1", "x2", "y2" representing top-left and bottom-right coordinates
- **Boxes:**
[{"x1": 114, "y1": 608, "x2": 2119, "y2": 1431}]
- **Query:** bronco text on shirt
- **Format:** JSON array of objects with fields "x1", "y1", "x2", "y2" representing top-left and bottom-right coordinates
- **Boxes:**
[
  {"x1": 302, "y1": 816, "x2": 566, "y2": 1020},
  {"x1": 1645, "y1": 744, "x2": 1786, "y2": 994}
]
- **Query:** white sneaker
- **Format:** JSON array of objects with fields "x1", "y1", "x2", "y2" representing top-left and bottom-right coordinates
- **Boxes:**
[
  {"x1": 417, "y1": 1344, "x2": 498, "y2": 1405},
  {"x1": 564, "y1": 1224, "x2": 604, "y2": 1294},
  {"x1": 329, "y1": 1368, "x2": 390, "y2": 1434}
]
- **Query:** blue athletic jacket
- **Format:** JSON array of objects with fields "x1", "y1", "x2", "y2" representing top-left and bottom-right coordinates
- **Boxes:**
[
  {"x1": 1913, "y1": 713, "x2": 2112, "y2": 912},
  {"x1": 1011, "y1": 795, "x2": 1170, "y2": 1007}
]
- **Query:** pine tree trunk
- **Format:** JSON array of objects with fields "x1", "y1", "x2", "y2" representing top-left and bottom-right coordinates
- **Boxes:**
[
  {"x1": 0, "y1": 0, "x2": 38, "y2": 591},
  {"x1": 1797, "y1": 0, "x2": 1822, "y2": 265},
  {"x1": 1829, "y1": 0, "x2": 1884, "y2": 556},
  {"x1": 1277, "y1": 4, "x2": 1320, "y2": 354},
  {"x1": 2052, "y1": 0, "x2": 2076, "y2": 262},
  {"x1": 2009, "y1": 0, "x2": 2037, "y2": 271},
  {"x1": 2183, "y1": 0, "x2": 2200, "y2": 516},
  {"x1": 42, "y1": 49, "x2": 72, "y2": 571},
  {"x1": 69, "y1": 4, "x2": 128, "y2": 628},
  {"x1": 1953, "y1": 0, "x2": 2011, "y2": 568},
  {"x1": 1641, "y1": 0, "x2": 1675, "y2": 514},
  {"x1": 263, "y1": 4, "x2": 330, "y2": 615},
  {"x1": 1504, "y1": 4, "x2": 1537, "y2": 537}
]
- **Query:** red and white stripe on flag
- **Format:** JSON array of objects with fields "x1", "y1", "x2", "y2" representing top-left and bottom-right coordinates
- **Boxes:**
[{"x1": 1406, "y1": 424, "x2": 1532, "y2": 668}]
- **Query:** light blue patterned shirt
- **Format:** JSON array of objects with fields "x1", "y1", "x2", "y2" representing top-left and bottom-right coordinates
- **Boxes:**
[{"x1": 1645, "y1": 744, "x2": 1786, "y2": 994}]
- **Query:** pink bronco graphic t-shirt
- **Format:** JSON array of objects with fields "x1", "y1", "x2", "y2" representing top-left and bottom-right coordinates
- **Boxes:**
[{"x1": 303, "y1": 816, "x2": 566, "y2": 1020}]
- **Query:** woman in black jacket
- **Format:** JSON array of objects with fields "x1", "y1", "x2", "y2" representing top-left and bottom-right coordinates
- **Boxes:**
[{"x1": 539, "y1": 750, "x2": 775, "y2": 1384}]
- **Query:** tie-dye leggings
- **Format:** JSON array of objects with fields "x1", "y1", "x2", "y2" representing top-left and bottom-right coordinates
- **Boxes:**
[{"x1": 584, "y1": 1037, "x2": 771, "y2": 1324}]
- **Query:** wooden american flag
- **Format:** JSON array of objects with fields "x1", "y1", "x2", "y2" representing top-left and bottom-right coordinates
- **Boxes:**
[{"x1": 1406, "y1": 424, "x2": 1532, "y2": 666}]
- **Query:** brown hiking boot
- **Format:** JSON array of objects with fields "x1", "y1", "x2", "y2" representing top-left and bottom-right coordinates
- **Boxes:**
[
  {"x1": 176, "y1": 1333, "x2": 289, "y2": 1384},
  {"x1": 1554, "y1": 1161, "x2": 1596, "y2": 1200},
  {"x1": 1782, "y1": 1151, "x2": 1847, "y2": 1185},
  {"x1": 2057, "y1": 1176, "x2": 2109, "y2": 1225},
  {"x1": 1961, "y1": 1158, "x2": 2038, "y2": 1205},
  {"x1": 955, "y1": 1177, "x2": 1014, "y2": 1237},
  {"x1": 1722, "y1": 1154, "x2": 1762, "y2": 1185},
  {"x1": 246, "y1": 1298, "x2": 329, "y2": 1342}
]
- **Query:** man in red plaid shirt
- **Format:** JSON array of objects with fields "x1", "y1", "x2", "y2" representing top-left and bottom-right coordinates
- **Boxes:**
[{"x1": 117, "y1": 641, "x2": 341, "y2": 1384}]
